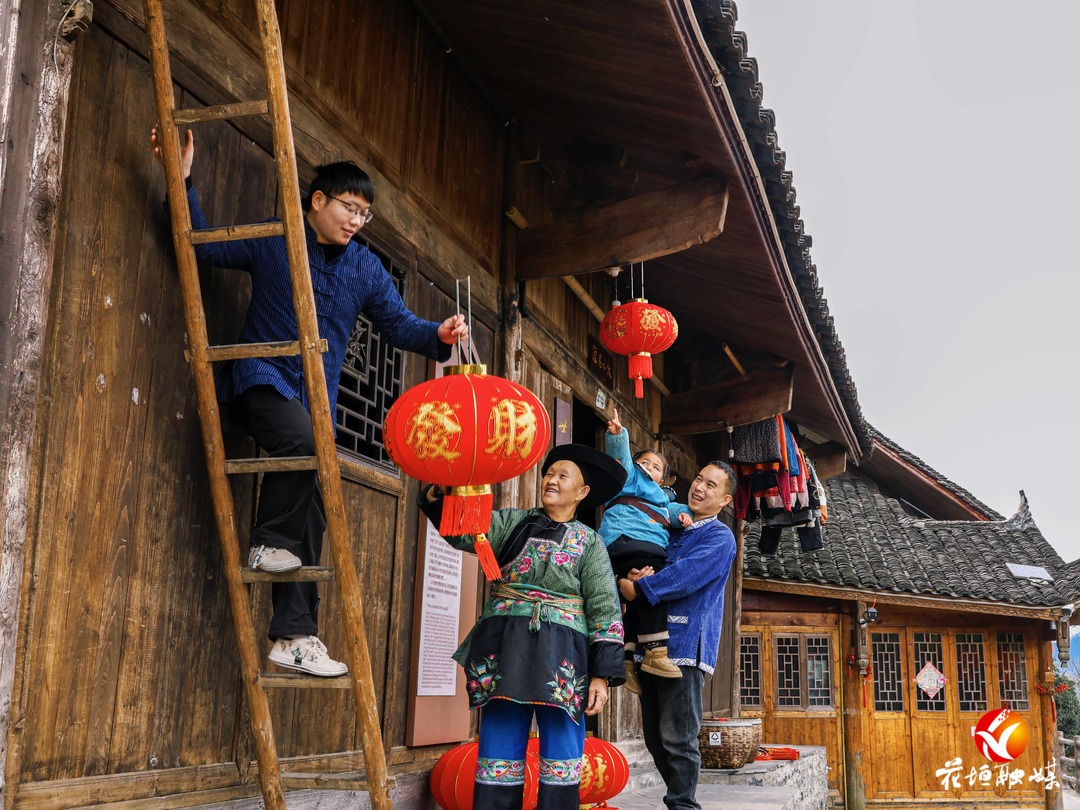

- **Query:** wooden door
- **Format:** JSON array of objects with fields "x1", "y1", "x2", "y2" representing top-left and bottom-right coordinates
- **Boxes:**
[
  {"x1": 739, "y1": 618, "x2": 846, "y2": 806},
  {"x1": 866, "y1": 629, "x2": 916, "y2": 798},
  {"x1": 868, "y1": 625, "x2": 1046, "y2": 804},
  {"x1": 909, "y1": 628, "x2": 1044, "y2": 803}
]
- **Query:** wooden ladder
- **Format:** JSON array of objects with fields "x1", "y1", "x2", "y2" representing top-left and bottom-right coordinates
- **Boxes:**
[{"x1": 140, "y1": 2, "x2": 393, "y2": 808}]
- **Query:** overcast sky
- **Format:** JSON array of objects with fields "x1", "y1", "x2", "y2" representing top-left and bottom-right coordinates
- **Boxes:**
[{"x1": 732, "y1": 2, "x2": 1080, "y2": 562}]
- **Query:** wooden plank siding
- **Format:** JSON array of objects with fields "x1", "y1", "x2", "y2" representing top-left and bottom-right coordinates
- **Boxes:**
[{"x1": 11, "y1": 2, "x2": 509, "y2": 800}]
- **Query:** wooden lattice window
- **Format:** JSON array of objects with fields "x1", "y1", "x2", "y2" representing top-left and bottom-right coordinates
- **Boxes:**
[
  {"x1": 871, "y1": 632, "x2": 904, "y2": 712},
  {"x1": 739, "y1": 634, "x2": 762, "y2": 708},
  {"x1": 996, "y1": 632, "x2": 1029, "y2": 711},
  {"x1": 773, "y1": 634, "x2": 833, "y2": 710},
  {"x1": 335, "y1": 238, "x2": 407, "y2": 471},
  {"x1": 956, "y1": 633, "x2": 988, "y2": 713},
  {"x1": 776, "y1": 635, "x2": 802, "y2": 707},
  {"x1": 806, "y1": 636, "x2": 832, "y2": 707},
  {"x1": 913, "y1": 632, "x2": 947, "y2": 712}
]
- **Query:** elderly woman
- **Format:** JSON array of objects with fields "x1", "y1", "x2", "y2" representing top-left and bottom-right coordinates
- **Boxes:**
[{"x1": 420, "y1": 444, "x2": 626, "y2": 810}]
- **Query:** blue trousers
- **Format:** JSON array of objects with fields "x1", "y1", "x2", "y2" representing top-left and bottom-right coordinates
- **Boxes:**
[
  {"x1": 639, "y1": 666, "x2": 705, "y2": 810},
  {"x1": 475, "y1": 699, "x2": 585, "y2": 810}
]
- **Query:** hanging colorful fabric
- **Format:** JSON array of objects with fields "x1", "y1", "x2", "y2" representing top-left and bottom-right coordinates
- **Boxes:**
[
  {"x1": 384, "y1": 364, "x2": 551, "y2": 580},
  {"x1": 599, "y1": 299, "x2": 678, "y2": 397}
]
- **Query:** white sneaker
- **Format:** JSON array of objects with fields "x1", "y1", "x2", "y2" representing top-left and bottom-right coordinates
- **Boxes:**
[
  {"x1": 248, "y1": 545, "x2": 302, "y2": 573},
  {"x1": 268, "y1": 636, "x2": 348, "y2": 677}
]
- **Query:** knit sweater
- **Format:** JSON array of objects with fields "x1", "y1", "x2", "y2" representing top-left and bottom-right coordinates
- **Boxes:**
[{"x1": 636, "y1": 516, "x2": 736, "y2": 674}]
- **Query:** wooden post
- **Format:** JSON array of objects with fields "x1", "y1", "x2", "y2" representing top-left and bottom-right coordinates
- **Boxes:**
[
  {"x1": 1039, "y1": 637, "x2": 1063, "y2": 810},
  {"x1": 729, "y1": 519, "x2": 745, "y2": 718},
  {"x1": 0, "y1": 3, "x2": 77, "y2": 807},
  {"x1": 841, "y1": 610, "x2": 868, "y2": 810}
]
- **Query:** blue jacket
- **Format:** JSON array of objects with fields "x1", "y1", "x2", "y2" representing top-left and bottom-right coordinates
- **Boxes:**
[
  {"x1": 598, "y1": 430, "x2": 690, "y2": 549},
  {"x1": 636, "y1": 517, "x2": 736, "y2": 674},
  {"x1": 183, "y1": 185, "x2": 449, "y2": 414}
]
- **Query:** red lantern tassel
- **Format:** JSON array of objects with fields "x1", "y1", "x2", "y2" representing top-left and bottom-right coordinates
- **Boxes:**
[
  {"x1": 440, "y1": 486, "x2": 494, "y2": 536},
  {"x1": 628, "y1": 353, "x2": 652, "y2": 399},
  {"x1": 472, "y1": 533, "x2": 503, "y2": 581}
]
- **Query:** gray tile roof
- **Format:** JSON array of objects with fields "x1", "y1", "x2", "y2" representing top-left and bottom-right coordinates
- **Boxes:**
[
  {"x1": 743, "y1": 475, "x2": 1075, "y2": 608},
  {"x1": 867, "y1": 425, "x2": 1004, "y2": 520}
]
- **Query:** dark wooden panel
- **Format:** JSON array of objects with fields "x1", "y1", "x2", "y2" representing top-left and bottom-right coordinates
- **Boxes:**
[
  {"x1": 409, "y1": 22, "x2": 502, "y2": 266},
  {"x1": 18, "y1": 29, "x2": 264, "y2": 781}
]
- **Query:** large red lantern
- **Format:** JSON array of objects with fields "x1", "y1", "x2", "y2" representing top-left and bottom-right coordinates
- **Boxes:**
[
  {"x1": 579, "y1": 734, "x2": 630, "y2": 807},
  {"x1": 430, "y1": 737, "x2": 539, "y2": 810},
  {"x1": 599, "y1": 299, "x2": 678, "y2": 398},
  {"x1": 384, "y1": 364, "x2": 551, "y2": 579}
]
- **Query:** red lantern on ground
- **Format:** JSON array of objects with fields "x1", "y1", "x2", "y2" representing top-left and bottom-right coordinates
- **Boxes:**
[
  {"x1": 430, "y1": 738, "x2": 539, "y2": 810},
  {"x1": 384, "y1": 364, "x2": 551, "y2": 579},
  {"x1": 579, "y1": 734, "x2": 630, "y2": 807},
  {"x1": 599, "y1": 299, "x2": 678, "y2": 398}
]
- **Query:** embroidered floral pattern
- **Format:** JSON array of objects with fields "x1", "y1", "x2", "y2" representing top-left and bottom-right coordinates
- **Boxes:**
[
  {"x1": 539, "y1": 756, "x2": 583, "y2": 784},
  {"x1": 476, "y1": 757, "x2": 527, "y2": 785},
  {"x1": 547, "y1": 659, "x2": 587, "y2": 713},
  {"x1": 466, "y1": 654, "x2": 502, "y2": 704},
  {"x1": 592, "y1": 619, "x2": 624, "y2": 643},
  {"x1": 551, "y1": 551, "x2": 571, "y2": 566}
]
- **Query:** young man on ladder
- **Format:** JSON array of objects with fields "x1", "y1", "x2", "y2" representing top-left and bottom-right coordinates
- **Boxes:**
[{"x1": 151, "y1": 127, "x2": 467, "y2": 677}]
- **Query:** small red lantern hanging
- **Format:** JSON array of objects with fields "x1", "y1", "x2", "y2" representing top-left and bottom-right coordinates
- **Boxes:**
[
  {"x1": 578, "y1": 734, "x2": 630, "y2": 807},
  {"x1": 600, "y1": 298, "x2": 678, "y2": 398},
  {"x1": 384, "y1": 363, "x2": 551, "y2": 580}
]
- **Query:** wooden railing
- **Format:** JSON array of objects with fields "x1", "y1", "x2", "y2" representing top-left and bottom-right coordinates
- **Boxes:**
[{"x1": 1056, "y1": 732, "x2": 1080, "y2": 793}]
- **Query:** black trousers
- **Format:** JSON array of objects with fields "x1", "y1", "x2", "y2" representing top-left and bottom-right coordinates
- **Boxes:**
[
  {"x1": 233, "y1": 386, "x2": 323, "y2": 640},
  {"x1": 607, "y1": 536, "x2": 669, "y2": 642}
]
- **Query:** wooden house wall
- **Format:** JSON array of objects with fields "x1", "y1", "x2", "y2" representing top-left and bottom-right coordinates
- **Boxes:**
[
  {"x1": 743, "y1": 594, "x2": 1054, "y2": 810},
  {"x1": 8, "y1": 4, "x2": 503, "y2": 803}
]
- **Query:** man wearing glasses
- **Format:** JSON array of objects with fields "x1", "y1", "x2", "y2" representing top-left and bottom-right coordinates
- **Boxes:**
[{"x1": 151, "y1": 128, "x2": 466, "y2": 677}]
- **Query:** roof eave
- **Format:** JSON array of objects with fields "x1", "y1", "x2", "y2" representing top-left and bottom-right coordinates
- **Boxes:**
[
  {"x1": 669, "y1": 0, "x2": 867, "y2": 459},
  {"x1": 744, "y1": 577, "x2": 1065, "y2": 621}
]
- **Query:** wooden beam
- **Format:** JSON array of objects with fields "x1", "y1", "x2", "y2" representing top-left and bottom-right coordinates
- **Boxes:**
[
  {"x1": 661, "y1": 368, "x2": 793, "y2": 435},
  {"x1": 802, "y1": 440, "x2": 847, "y2": 481},
  {"x1": 516, "y1": 175, "x2": 729, "y2": 280},
  {"x1": 744, "y1": 578, "x2": 1060, "y2": 620}
]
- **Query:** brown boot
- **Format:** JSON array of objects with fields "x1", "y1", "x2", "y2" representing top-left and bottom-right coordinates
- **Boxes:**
[
  {"x1": 623, "y1": 660, "x2": 642, "y2": 694},
  {"x1": 640, "y1": 645, "x2": 683, "y2": 678}
]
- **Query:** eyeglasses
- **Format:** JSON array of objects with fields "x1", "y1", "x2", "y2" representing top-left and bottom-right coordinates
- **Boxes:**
[{"x1": 326, "y1": 194, "x2": 373, "y2": 225}]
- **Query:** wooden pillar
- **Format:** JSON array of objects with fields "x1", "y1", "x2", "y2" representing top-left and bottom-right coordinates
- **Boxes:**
[
  {"x1": 0, "y1": 3, "x2": 78, "y2": 806},
  {"x1": 1041, "y1": 633, "x2": 1064, "y2": 810},
  {"x1": 728, "y1": 520, "x2": 745, "y2": 718},
  {"x1": 842, "y1": 607, "x2": 868, "y2": 810}
]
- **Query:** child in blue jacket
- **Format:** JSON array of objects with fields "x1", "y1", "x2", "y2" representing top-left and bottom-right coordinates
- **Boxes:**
[{"x1": 600, "y1": 409, "x2": 691, "y2": 693}]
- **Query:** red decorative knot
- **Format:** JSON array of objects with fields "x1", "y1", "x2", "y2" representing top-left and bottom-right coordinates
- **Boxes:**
[
  {"x1": 384, "y1": 365, "x2": 551, "y2": 580},
  {"x1": 1036, "y1": 682, "x2": 1070, "y2": 695},
  {"x1": 599, "y1": 299, "x2": 678, "y2": 398}
]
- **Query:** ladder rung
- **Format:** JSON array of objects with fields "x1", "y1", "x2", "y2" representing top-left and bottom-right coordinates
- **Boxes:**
[
  {"x1": 241, "y1": 566, "x2": 336, "y2": 583},
  {"x1": 204, "y1": 338, "x2": 328, "y2": 362},
  {"x1": 224, "y1": 456, "x2": 318, "y2": 475},
  {"x1": 173, "y1": 99, "x2": 269, "y2": 125},
  {"x1": 189, "y1": 222, "x2": 285, "y2": 244},
  {"x1": 260, "y1": 673, "x2": 353, "y2": 689}
]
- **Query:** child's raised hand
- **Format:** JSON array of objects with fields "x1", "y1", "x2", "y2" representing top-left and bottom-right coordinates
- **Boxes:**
[
  {"x1": 607, "y1": 406, "x2": 623, "y2": 435},
  {"x1": 678, "y1": 512, "x2": 693, "y2": 527}
]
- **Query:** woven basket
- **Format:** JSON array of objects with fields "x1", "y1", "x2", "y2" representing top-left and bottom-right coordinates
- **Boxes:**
[{"x1": 698, "y1": 716, "x2": 762, "y2": 769}]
